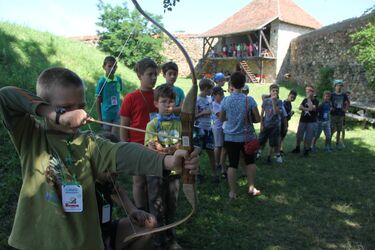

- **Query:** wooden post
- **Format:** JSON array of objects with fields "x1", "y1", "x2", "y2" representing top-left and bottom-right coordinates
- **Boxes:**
[
  {"x1": 258, "y1": 30, "x2": 262, "y2": 57},
  {"x1": 203, "y1": 38, "x2": 206, "y2": 58}
]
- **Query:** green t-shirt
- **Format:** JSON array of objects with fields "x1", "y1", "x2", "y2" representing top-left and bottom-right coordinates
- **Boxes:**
[
  {"x1": 145, "y1": 117, "x2": 181, "y2": 148},
  {"x1": 0, "y1": 86, "x2": 165, "y2": 250}
]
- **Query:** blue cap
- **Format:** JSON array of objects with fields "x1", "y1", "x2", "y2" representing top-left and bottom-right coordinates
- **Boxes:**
[
  {"x1": 213, "y1": 72, "x2": 225, "y2": 82},
  {"x1": 333, "y1": 79, "x2": 344, "y2": 86}
]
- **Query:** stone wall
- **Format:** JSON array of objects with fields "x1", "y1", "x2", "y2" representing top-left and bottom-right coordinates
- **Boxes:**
[
  {"x1": 162, "y1": 33, "x2": 203, "y2": 77},
  {"x1": 277, "y1": 14, "x2": 374, "y2": 103}
]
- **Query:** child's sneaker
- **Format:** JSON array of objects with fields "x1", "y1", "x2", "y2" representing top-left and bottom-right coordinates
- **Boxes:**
[
  {"x1": 303, "y1": 148, "x2": 309, "y2": 157},
  {"x1": 324, "y1": 145, "x2": 332, "y2": 152},
  {"x1": 275, "y1": 155, "x2": 283, "y2": 163},
  {"x1": 336, "y1": 143, "x2": 344, "y2": 150},
  {"x1": 256, "y1": 150, "x2": 262, "y2": 159},
  {"x1": 291, "y1": 147, "x2": 300, "y2": 154},
  {"x1": 266, "y1": 156, "x2": 272, "y2": 165}
]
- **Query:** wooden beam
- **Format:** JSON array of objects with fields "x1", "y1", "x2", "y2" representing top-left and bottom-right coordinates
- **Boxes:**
[
  {"x1": 258, "y1": 30, "x2": 262, "y2": 57},
  {"x1": 260, "y1": 30, "x2": 274, "y2": 57},
  {"x1": 203, "y1": 38, "x2": 207, "y2": 58}
]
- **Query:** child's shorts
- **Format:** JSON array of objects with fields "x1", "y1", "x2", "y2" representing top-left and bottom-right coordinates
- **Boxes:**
[
  {"x1": 102, "y1": 117, "x2": 120, "y2": 131},
  {"x1": 259, "y1": 126, "x2": 280, "y2": 147},
  {"x1": 193, "y1": 127, "x2": 214, "y2": 150},
  {"x1": 297, "y1": 122, "x2": 315, "y2": 142},
  {"x1": 224, "y1": 141, "x2": 256, "y2": 168},
  {"x1": 331, "y1": 115, "x2": 345, "y2": 132},
  {"x1": 212, "y1": 127, "x2": 224, "y2": 147}
]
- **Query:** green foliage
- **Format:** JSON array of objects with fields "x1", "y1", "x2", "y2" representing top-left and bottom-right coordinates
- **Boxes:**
[
  {"x1": 351, "y1": 12, "x2": 375, "y2": 89},
  {"x1": 163, "y1": 0, "x2": 180, "y2": 12},
  {"x1": 317, "y1": 67, "x2": 334, "y2": 98},
  {"x1": 96, "y1": 1, "x2": 165, "y2": 69}
]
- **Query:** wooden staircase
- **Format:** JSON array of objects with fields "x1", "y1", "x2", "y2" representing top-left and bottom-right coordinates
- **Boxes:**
[{"x1": 239, "y1": 60, "x2": 258, "y2": 83}]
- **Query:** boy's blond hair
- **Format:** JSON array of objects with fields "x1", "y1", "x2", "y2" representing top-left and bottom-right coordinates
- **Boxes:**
[{"x1": 36, "y1": 67, "x2": 84, "y2": 102}]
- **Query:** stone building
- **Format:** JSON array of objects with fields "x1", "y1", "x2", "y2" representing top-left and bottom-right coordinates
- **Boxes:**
[{"x1": 197, "y1": 0, "x2": 321, "y2": 83}]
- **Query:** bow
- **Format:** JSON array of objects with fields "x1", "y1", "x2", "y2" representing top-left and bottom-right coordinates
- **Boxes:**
[{"x1": 121, "y1": 0, "x2": 198, "y2": 244}]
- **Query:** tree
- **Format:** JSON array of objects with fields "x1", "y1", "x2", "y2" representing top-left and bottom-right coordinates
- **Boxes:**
[
  {"x1": 96, "y1": 1, "x2": 165, "y2": 69},
  {"x1": 163, "y1": 0, "x2": 180, "y2": 12},
  {"x1": 351, "y1": 11, "x2": 375, "y2": 89}
]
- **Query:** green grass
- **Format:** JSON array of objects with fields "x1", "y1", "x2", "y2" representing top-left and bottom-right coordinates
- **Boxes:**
[{"x1": 1, "y1": 22, "x2": 375, "y2": 250}]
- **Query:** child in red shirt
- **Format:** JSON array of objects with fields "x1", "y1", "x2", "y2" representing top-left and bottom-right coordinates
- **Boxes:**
[{"x1": 119, "y1": 58, "x2": 159, "y2": 210}]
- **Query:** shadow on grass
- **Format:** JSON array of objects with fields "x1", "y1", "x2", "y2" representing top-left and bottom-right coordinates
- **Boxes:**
[{"x1": 176, "y1": 130, "x2": 375, "y2": 249}]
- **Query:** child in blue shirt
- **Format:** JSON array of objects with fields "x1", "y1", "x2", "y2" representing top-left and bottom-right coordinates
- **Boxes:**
[
  {"x1": 194, "y1": 78, "x2": 217, "y2": 182},
  {"x1": 312, "y1": 91, "x2": 332, "y2": 152},
  {"x1": 96, "y1": 56, "x2": 123, "y2": 135},
  {"x1": 161, "y1": 62, "x2": 185, "y2": 115}
]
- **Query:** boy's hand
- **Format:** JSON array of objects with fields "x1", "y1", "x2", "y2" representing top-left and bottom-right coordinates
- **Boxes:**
[
  {"x1": 58, "y1": 109, "x2": 88, "y2": 132},
  {"x1": 165, "y1": 147, "x2": 200, "y2": 175},
  {"x1": 129, "y1": 210, "x2": 156, "y2": 228}
]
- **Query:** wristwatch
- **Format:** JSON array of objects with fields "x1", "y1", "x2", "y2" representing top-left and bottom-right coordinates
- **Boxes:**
[{"x1": 55, "y1": 107, "x2": 66, "y2": 125}]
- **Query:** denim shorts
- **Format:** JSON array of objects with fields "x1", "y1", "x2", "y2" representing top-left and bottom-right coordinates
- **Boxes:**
[{"x1": 193, "y1": 127, "x2": 214, "y2": 150}]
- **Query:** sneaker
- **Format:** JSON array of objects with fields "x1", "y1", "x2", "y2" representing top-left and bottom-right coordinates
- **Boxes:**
[
  {"x1": 256, "y1": 150, "x2": 262, "y2": 159},
  {"x1": 291, "y1": 147, "x2": 300, "y2": 154},
  {"x1": 248, "y1": 187, "x2": 261, "y2": 196},
  {"x1": 303, "y1": 148, "x2": 309, "y2": 157},
  {"x1": 336, "y1": 142, "x2": 345, "y2": 150},
  {"x1": 324, "y1": 145, "x2": 332, "y2": 152},
  {"x1": 266, "y1": 156, "x2": 272, "y2": 165},
  {"x1": 229, "y1": 191, "x2": 237, "y2": 200},
  {"x1": 275, "y1": 155, "x2": 283, "y2": 163}
]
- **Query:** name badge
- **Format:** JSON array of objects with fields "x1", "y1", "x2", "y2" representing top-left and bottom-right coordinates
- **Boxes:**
[
  {"x1": 111, "y1": 96, "x2": 118, "y2": 106},
  {"x1": 62, "y1": 184, "x2": 83, "y2": 212},
  {"x1": 102, "y1": 204, "x2": 111, "y2": 223}
]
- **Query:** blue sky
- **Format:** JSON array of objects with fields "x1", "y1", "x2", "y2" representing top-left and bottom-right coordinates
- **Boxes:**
[{"x1": 0, "y1": 0, "x2": 373, "y2": 36}]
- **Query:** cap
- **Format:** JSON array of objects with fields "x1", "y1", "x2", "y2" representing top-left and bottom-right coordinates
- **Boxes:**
[
  {"x1": 213, "y1": 72, "x2": 225, "y2": 82},
  {"x1": 333, "y1": 79, "x2": 344, "y2": 86},
  {"x1": 212, "y1": 86, "x2": 224, "y2": 95}
]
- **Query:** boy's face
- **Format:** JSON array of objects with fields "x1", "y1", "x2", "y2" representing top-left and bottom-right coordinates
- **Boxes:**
[
  {"x1": 335, "y1": 84, "x2": 342, "y2": 93},
  {"x1": 213, "y1": 93, "x2": 224, "y2": 103},
  {"x1": 154, "y1": 97, "x2": 175, "y2": 116},
  {"x1": 323, "y1": 93, "x2": 331, "y2": 102},
  {"x1": 49, "y1": 85, "x2": 86, "y2": 133},
  {"x1": 201, "y1": 87, "x2": 213, "y2": 96},
  {"x1": 216, "y1": 79, "x2": 225, "y2": 87},
  {"x1": 103, "y1": 61, "x2": 117, "y2": 78},
  {"x1": 305, "y1": 87, "x2": 314, "y2": 97},
  {"x1": 138, "y1": 68, "x2": 158, "y2": 90},
  {"x1": 270, "y1": 88, "x2": 279, "y2": 98},
  {"x1": 163, "y1": 69, "x2": 178, "y2": 85},
  {"x1": 288, "y1": 94, "x2": 296, "y2": 102}
]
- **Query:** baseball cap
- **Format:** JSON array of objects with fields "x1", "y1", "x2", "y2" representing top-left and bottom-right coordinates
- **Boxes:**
[
  {"x1": 213, "y1": 72, "x2": 225, "y2": 82},
  {"x1": 333, "y1": 79, "x2": 344, "y2": 86},
  {"x1": 212, "y1": 86, "x2": 224, "y2": 95}
]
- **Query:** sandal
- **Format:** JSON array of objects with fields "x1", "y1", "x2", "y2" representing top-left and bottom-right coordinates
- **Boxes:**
[{"x1": 248, "y1": 188, "x2": 261, "y2": 196}]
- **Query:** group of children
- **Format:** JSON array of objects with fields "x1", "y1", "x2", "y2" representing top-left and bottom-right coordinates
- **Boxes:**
[
  {"x1": 1, "y1": 51, "x2": 351, "y2": 249},
  {"x1": 256, "y1": 79, "x2": 350, "y2": 164}
]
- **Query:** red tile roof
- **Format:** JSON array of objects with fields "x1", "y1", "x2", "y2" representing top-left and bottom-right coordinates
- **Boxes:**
[{"x1": 201, "y1": 0, "x2": 321, "y2": 37}]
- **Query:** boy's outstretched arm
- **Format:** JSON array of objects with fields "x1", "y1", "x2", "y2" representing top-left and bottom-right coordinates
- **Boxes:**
[{"x1": 115, "y1": 142, "x2": 200, "y2": 177}]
